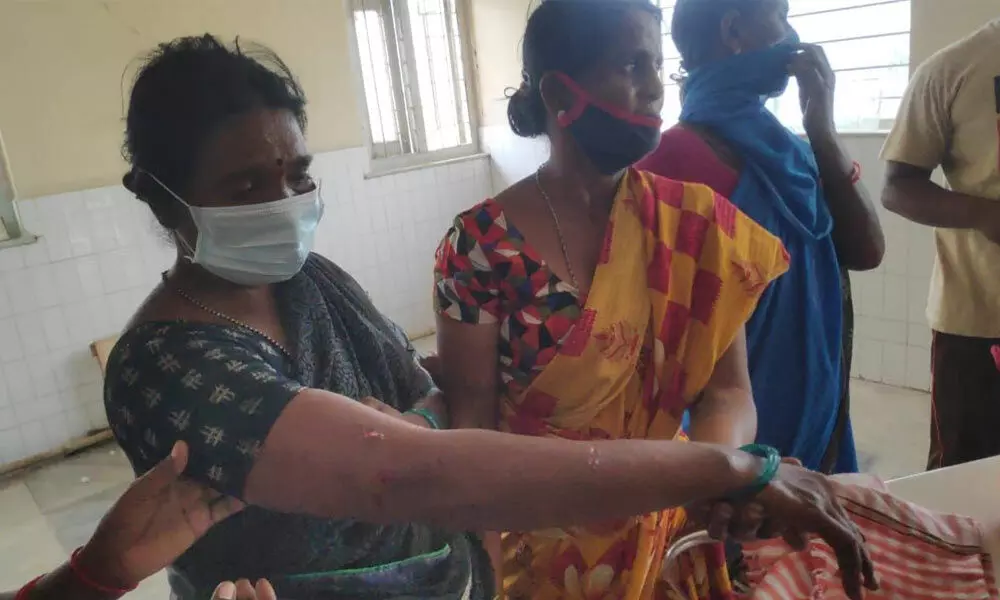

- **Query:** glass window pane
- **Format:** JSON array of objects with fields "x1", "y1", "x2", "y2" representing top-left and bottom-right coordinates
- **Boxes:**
[
  {"x1": 789, "y1": 0, "x2": 907, "y2": 16},
  {"x1": 791, "y1": 1, "x2": 910, "y2": 43},
  {"x1": 661, "y1": 82, "x2": 683, "y2": 126},
  {"x1": 833, "y1": 65, "x2": 909, "y2": 129},
  {"x1": 354, "y1": 10, "x2": 400, "y2": 145},
  {"x1": 404, "y1": 0, "x2": 472, "y2": 152},
  {"x1": 821, "y1": 33, "x2": 909, "y2": 71}
]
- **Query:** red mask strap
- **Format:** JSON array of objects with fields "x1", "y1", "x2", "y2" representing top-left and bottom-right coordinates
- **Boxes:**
[{"x1": 553, "y1": 72, "x2": 663, "y2": 129}]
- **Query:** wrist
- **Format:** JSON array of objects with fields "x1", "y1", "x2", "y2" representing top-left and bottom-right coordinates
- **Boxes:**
[
  {"x1": 724, "y1": 445, "x2": 780, "y2": 500},
  {"x1": 724, "y1": 447, "x2": 765, "y2": 492},
  {"x1": 411, "y1": 391, "x2": 448, "y2": 428},
  {"x1": 405, "y1": 406, "x2": 444, "y2": 430},
  {"x1": 73, "y1": 544, "x2": 137, "y2": 597}
]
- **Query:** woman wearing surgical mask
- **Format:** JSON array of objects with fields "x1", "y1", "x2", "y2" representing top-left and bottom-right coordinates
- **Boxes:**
[
  {"x1": 638, "y1": 0, "x2": 885, "y2": 475},
  {"x1": 107, "y1": 34, "x2": 873, "y2": 600},
  {"x1": 434, "y1": 1, "x2": 875, "y2": 598}
]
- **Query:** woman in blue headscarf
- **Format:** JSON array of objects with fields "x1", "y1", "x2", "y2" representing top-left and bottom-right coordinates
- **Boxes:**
[{"x1": 638, "y1": 0, "x2": 885, "y2": 474}]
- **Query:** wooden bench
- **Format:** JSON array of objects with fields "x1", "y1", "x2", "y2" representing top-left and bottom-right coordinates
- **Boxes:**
[{"x1": 90, "y1": 335, "x2": 119, "y2": 375}]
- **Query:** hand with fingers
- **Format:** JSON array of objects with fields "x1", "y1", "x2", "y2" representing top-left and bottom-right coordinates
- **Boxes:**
[
  {"x1": 687, "y1": 457, "x2": 803, "y2": 542},
  {"x1": 789, "y1": 43, "x2": 837, "y2": 137},
  {"x1": 688, "y1": 456, "x2": 876, "y2": 600},
  {"x1": 752, "y1": 462, "x2": 878, "y2": 600},
  {"x1": 74, "y1": 441, "x2": 245, "y2": 591},
  {"x1": 4, "y1": 441, "x2": 246, "y2": 600},
  {"x1": 212, "y1": 579, "x2": 277, "y2": 600}
]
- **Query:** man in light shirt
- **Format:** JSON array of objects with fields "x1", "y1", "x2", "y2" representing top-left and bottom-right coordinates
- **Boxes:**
[{"x1": 881, "y1": 18, "x2": 1000, "y2": 470}]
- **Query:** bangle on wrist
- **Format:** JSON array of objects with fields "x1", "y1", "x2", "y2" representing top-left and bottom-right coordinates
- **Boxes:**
[
  {"x1": 730, "y1": 444, "x2": 781, "y2": 500},
  {"x1": 69, "y1": 547, "x2": 137, "y2": 598},
  {"x1": 405, "y1": 407, "x2": 442, "y2": 430},
  {"x1": 15, "y1": 575, "x2": 45, "y2": 600}
]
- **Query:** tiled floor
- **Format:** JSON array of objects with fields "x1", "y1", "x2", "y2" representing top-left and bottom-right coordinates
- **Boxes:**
[{"x1": 0, "y1": 377, "x2": 930, "y2": 598}]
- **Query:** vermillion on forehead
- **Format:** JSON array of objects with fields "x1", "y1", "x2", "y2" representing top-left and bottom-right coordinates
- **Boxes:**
[{"x1": 188, "y1": 108, "x2": 312, "y2": 207}]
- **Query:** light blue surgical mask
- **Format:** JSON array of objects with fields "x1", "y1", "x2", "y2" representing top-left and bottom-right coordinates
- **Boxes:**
[{"x1": 141, "y1": 170, "x2": 324, "y2": 286}]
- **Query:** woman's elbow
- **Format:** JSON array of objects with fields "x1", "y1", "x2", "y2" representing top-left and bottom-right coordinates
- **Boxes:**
[
  {"x1": 839, "y1": 226, "x2": 885, "y2": 271},
  {"x1": 852, "y1": 239, "x2": 885, "y2": 271}
]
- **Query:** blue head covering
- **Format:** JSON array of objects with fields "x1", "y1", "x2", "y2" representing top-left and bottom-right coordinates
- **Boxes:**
[{"x1": 679, "y1": 34, "x2": 856, "y2": 473}]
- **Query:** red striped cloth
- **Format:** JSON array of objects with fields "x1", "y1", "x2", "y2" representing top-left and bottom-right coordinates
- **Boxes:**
[{"x1": 739, "y1": 480, "x2": 998, "y2": 599}]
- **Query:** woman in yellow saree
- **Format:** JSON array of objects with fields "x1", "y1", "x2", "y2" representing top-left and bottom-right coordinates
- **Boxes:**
[
  {"x1": 438, "y1": 168, "x2": 787, "y2": 599},
  {"x1": 434, "y1": 1, "x2": 873, "y2": 599}
]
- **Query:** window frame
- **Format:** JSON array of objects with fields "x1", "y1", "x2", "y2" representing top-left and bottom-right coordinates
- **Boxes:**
[
  {"x1": 345, "y1": 0, "x2": 481, "y2": 175},
  {"x1": 0, "y1": 128, "x2": 34, "y2": 249}
]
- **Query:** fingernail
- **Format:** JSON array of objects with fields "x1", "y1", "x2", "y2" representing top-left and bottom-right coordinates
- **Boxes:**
[
  {"x1": 170, "y1": 441, "x2": 182, "y2": 461},
  {"x1": 214, "y1": 581, "x2": 236, "y2": 600}
]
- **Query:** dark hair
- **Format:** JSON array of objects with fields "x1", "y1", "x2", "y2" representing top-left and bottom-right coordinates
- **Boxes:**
[
  {"x1": 508, "y1": 0, "x2": 661, "y2": 138},
  {"x1": 672, "y1": 0, "x2": 763, "y2": 71},
  {"x1": 122, "y1": 34, "x2": 307, "y2": 219}
]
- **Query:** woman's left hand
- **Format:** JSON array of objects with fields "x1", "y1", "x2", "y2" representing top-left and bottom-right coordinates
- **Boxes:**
[
  {"x1": 790, "y1": 43, "x2": 837, "y2": 136},
  {"x1": 75, "y1": 441, "x2": 244, "y2": 590}
]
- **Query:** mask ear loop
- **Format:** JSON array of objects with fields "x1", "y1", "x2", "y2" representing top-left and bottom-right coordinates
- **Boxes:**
[
  {"x1": 551, "y1": 72, "x2": 663, "y2": 129},
  {"x1": 551, "y1": 73, "x2": 591, "y2": 129},
  {"x1": 136, "y1": 168, "x2": 198, "y2": 263}
]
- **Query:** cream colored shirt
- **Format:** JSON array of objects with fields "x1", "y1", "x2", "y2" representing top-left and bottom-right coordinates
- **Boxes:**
[{"x1": 881, "y1": 20, "x2": 1000, "y2": 338}]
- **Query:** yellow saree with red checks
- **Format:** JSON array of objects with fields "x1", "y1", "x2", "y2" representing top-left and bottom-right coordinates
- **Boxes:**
[{"x1": 500, "y1": 169, "x2": 789, "y2": 600}]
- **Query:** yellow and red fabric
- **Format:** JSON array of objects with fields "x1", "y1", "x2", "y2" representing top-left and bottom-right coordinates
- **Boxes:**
[{"x1": 491, "y1": 170, "x2": 788, "y2": 600}]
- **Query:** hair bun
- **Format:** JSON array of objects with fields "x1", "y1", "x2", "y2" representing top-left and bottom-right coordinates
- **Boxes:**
[{"x1": 506, "y1": 83, "x2": 547, "y2": 138}]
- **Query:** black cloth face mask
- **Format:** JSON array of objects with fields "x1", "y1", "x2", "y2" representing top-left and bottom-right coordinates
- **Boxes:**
[{"x1": 554, "y1": 72, "x2": 663, "y2": 175}]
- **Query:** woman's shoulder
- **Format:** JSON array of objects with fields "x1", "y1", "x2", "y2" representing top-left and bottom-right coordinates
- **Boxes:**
[
  {"x1": 109, "y1": 321, "x2": 282, "y2": 376},
  {"x1": 438, "y1": 197, "x2": 516, "y2": 258},
  {"x1": 447, "y1": 197, "x2": 504, "y2": 233},
  {"x1": 637, "y1": 124, "x2": 739, "y2": 198},
  {"x1": 633, "y1": 168, "x2": 720, "y2": 204}
]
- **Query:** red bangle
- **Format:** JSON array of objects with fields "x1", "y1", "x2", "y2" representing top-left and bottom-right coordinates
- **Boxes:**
[
  {"x1": 849, "y1": 160, "x2": 862, "y2": 184},
  {"x1": 69, "y1": 547, "x2": 137, "y2": 596},
  {"x1": 15, "y1": 575, "x2": 45, "y2": 600}
]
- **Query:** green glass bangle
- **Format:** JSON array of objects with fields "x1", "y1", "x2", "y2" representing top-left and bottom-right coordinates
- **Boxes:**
[
  {"x1": 406, "y1": 407, "x2": 442, "y2": 430},
  {"x1": 732, "y1": 443, "x2": 781, "y2": 499}
]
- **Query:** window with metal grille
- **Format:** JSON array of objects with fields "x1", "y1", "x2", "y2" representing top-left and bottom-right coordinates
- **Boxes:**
[
  {"x1": 655, "y1": 0, "x2": 911, "y2": 132},
  {"x1": 347, "y1": 0, "x2": 478, "y2": 171}
]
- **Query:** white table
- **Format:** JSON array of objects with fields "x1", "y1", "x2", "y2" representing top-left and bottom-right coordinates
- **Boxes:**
[{"x1": 888, "y1": 457, "x2": 1000, "y2": 583}]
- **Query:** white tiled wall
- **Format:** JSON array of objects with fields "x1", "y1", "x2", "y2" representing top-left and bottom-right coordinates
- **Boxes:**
[
  {"x1": 833, "y1": 135, "x2": 936, "y2": 393},
  {"x1": 481, "y1": 125, "x2": 937, "y2": 392},
  {"x1": 0, "y1": 147, "x2": 492, "y2": 466}
]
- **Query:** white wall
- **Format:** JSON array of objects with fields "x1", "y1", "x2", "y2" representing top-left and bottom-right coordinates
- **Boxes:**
[
  {"x1": 482, "y1": 125, "x2": 936, "y2": 392},
  {"x1": 0, "y1": 150, "x2": 491, "y2": 466}
]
